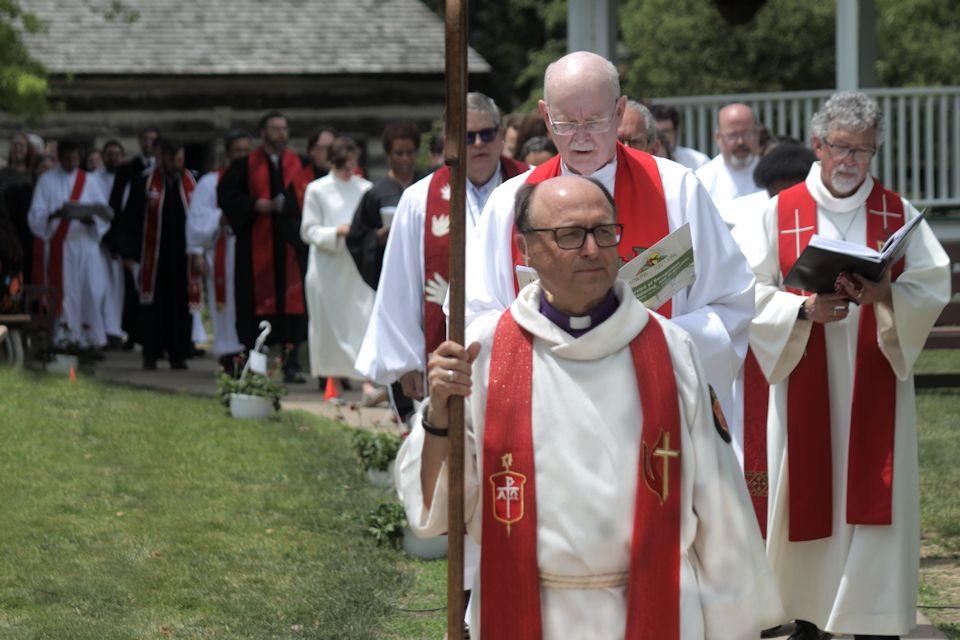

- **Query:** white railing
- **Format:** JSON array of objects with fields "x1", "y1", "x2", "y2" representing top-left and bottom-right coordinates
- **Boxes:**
[{"x1": 654, "y1": 87, "x2": 960, "y2": 208}]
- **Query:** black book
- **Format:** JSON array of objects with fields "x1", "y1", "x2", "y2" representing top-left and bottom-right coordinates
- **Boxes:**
[{"x1": 783, "y1": 209, "x2": 927, "y2": 293}]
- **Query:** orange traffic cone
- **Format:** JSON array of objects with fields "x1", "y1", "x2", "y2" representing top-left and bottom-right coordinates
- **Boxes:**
[
  {"x1": 324, "y1": 377, "x2": 340, "y2": 403},
  {"x1": 69, "y1": 366, "x2": 77, "y2": 383}
]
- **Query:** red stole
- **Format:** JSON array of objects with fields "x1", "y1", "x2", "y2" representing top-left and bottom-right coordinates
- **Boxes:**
[
  {"x1": 247, "y1": 147, "x2": 305, "y2": 316},
  {"x1": 43, "y1": 170, "x2": 87, "y2": 307},
  {"x1": 776, "y1": 180, "x2": 904, "y2": 541},
  {"x1": 292, "y1": 164, "x2": 319, "y2": 212},
  {"x1": 139, "y1": 168, "x2": 196, "y2": 304},
  {"x1": 422, "y1": 157, "x2": 527, "y2": 357},
  {"x1": 517, "y1": 144, "x2": 673, "y2": 317},
  {"x1": 213, "y1": 166, "x2": 229, "y2": 310},
  {"x1": 742, "y1": 348, "x2": 769, "y2": 537},
  {"x1": 482, "y1": 309, "x2": 681, "y2": 639}
]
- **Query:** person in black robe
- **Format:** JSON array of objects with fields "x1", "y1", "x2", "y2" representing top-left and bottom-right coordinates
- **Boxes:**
[
  {"x1": 217, "y1": 110, "x2": 309, "y2": 381},
  {"x1": 3, "y1": 153, "x2": 56, "y2": 285},
  {"x1": 345, "y1": 122, "x2": 422, "y2": 418},
  {"x1": 109, "y1": 126, "x2": 158, "y2": 350},
  {"x1": 116, "y1": 137, "x2": 192, "y2": 370}
]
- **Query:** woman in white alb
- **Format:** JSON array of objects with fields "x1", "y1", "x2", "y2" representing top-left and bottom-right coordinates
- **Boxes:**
[{"x1": 300, "y1": 137, "x2": 378, "y2": 400}]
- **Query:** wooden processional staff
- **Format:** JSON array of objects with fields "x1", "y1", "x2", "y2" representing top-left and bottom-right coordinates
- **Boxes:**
[{"x1": 443, "y1": 0, "x2": 468, "y2": 639}]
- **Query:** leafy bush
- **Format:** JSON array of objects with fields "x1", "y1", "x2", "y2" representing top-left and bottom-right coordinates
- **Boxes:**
[
  {"x1": 216, "y1": 371, "x2": 286, "y2": 411},
  {"x1": 365, "y1": 501, "x2": 408, "y2": 548},
  {"x1": 352, "y1": 430, "x2": 402, "y2": 472}
]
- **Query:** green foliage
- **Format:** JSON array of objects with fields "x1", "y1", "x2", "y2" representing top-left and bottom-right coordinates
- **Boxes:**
[
  {"x1": 875, "y1": 0, "x2": 960, "y2": 87},
  {"x1": 0, "y1": 0, "x2": 48, "y2": 121},
  {"x1": 365, "y1": 501, "x2": 408, "y2": 548},
  {"x1": 215, "y1": 371, "x2": 286, "y2": 411},
  {"x1": 352, "y1": 430, "x2": 402, "y2": 472}
]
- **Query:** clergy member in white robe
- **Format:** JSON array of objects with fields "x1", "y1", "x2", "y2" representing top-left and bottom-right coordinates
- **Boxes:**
[
  {"x1": 400, "y1": 175, "x2": 782, "y2": 639},
  {"x1": 465, "y1": 53, "x2": 754, "y2": 409},
  {"x1": 695, "y1": 103, "x2": 763, "y2": 208},
  {"x1": 738, "y1": 92, "x2": 949, "y2": 639},
  {"x1": 28, "y1": 141, "x2": 111, "y2": 348},
  {"x1": 300, "y1": 137, "x2": 374, "y2": 389}
]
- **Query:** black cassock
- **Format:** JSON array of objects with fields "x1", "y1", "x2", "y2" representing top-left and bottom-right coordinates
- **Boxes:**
[
  {"x1": 217, "y1": 153, "x2": 308, "y2": 350},
  {"x1": 117, "y1": 172, "x2": 191, "y2": 364}
]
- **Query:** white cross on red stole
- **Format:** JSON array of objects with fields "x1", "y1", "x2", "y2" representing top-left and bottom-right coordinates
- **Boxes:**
[
  {"x1": 780, "y1": 208, "x2": 814, "y2": 261},
  {"x1": 868, "y1": 193, "x2": 902, "y2": 229}
]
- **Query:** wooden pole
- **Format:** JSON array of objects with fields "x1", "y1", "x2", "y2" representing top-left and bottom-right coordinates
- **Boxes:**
[{"x1": 443, "y1": 1, "x2": 468, "y2": 639}]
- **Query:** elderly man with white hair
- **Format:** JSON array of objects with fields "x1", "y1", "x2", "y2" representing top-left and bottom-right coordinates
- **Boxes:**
[
  {"x1": 464, "y1": 51, "x2": 754, "y2": 419},
  {"x1": 696, "y1": 103, "x2": 764, "y2": 207},
  {"x1": 737, "y1": 91, "x2": 950, "y2": 640},
  {"x1": 617, "y1": 99, "x2": 657, "y2": 153}
]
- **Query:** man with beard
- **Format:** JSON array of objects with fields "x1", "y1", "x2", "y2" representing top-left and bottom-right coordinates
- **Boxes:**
[
  {"x1": 737, "y1": 91, "x2": 950, "y2": 640},
  {"x1": 695, "y1": 103, "x2": 764, "y2": 207},
  {"x1": 117, "y1": 137, "x2": 196, "y2": 370},
  {"x1": 218, "y1": 111, "x2": 308, "y2": 381}
]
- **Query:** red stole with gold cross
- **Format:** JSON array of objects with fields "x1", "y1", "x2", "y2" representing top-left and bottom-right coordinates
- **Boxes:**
[
  {"x1": 139, "y1": 167, "x2": 196, "y2": 304},
  {"x1": 481, "y1": 308, "x2": 681, "y2": 639},
  {"x1": 247, "y1": 147, "x2": 305, "y2": 317},
  {"x1": 422, "y1": 157, "x2": 528, "y2": 359},
  {"x1": 43, "y1": 169, "x2": 87, "y2": 310},
  {"x1": 514, "y1": 143, "x2": 673, "y2": 317},
  {"x1": 776, "y1": 180, "x2": 904, "y2": 541}
]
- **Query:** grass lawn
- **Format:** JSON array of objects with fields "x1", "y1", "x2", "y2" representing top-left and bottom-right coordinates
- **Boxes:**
[{"x1": 0, "y1": 368, "x2": 446, "y2": 639}]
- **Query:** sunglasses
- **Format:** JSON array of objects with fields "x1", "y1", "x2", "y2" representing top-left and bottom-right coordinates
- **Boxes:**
[{"x1": 466, "y1": 127, "x2": 499, "y2": 145}]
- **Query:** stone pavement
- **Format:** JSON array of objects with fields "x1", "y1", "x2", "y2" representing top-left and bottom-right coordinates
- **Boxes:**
[
  {"x1": 90, "y1": 347, "x2": 402, "y2": 433},
  {"x1": 85, "y1": 348, "x2": 948, "y2": 640}
]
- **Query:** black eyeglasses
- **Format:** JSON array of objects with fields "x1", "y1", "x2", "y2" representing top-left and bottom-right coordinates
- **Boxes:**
[
  {"x1": 522, "y1": 223, "x2": 623, "y2": 249},
  {"x1": 466, "y1": 127, "x2": 498, "y2": 145}
]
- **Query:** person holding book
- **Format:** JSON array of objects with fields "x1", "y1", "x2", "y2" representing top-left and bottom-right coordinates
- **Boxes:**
[
  {"x1": 398, "y1": 174, "x2": 782, "y2": 640},
  {"x1": 737, "y1": 91, "x2": 950, "y2": 640}
]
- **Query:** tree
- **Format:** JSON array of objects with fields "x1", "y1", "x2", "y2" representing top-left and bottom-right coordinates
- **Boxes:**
[
  {"x1": 0, "y1": 0, "x2": 48, "y2": 122},
  {"x1": 875, "y1": 0, "x2": 960, "y2": 87}
]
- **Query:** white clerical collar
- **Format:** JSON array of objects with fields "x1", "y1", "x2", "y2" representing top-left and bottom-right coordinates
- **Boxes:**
[
  {"x1": 805, "y1": 161, "x2": 873, "y2": 213},
  {"x1": 559, "y1": 157, "x2": 617, "y2": 195}
]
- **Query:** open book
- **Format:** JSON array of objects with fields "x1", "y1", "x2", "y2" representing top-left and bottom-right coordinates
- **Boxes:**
[
  {"x1": 55, "y1": 202, "x2": 114, "y2": 223},
  {"x1": 783, "y1": 209, "x2": 927, "y2": 293},
  {"x1": 515, "y1": 223, "x2": 695, "y2": 309}
]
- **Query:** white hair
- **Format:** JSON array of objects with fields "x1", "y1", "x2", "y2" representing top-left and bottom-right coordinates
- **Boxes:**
[
  {"x1": 543, "y1": 53, "x2": 620, "y2": 106},
  {"x1": 811, "y1": 91, "x2": 885, "y2": 146},
  {"x1": 466, "y1": 92, "x2": 501, "y2": 127},
  {"x1": 625, "y1": 100, "x2": 656, "y2": 143}
]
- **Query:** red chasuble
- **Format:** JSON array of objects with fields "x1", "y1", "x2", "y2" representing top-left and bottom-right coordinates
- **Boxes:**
[
  {"x1": 42, "y1": 170, "x2": 87, "y2": 310},
  {"x1": 776, "y1": 180, "x2": 904, "y2": 541},
  {"x1": 247, "y1": 148, "x2": 305, "y2": 317},
  {"x1": 213, "y1": 166, "x2": 228, "y2": 310},
  {"x1": 422, "y1": 157, "x2": 527, "y2": 357},
  {"x1": 139, "y1": 168, "x2": 196, "y2": 305},
  {"x1": 516, "y1": 143, "x2": 672, "y2": 317},
  {"x1": 481, "y1": 309, "x2": 681, "y2": 640}
]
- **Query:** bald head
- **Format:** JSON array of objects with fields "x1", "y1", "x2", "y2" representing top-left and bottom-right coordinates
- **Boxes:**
[
  {"x1": 716, "y1": 103, "x2": 759, "y2": 168},
  {"x1": 538, "y1": 51, "x2": 626, "y2": 176},
  {"x1": 514, "y1": 175, "x2": 620, "y2": 315}
]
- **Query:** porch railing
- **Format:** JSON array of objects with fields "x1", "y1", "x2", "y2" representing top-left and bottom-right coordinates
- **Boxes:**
[{"x1": 654, "y1": 87, "x2": 960, "y2": 208}]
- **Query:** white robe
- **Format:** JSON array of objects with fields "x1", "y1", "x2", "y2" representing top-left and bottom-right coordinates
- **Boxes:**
[
  {"x1": 674, "y1": 145, "x2": 710, "y2": 171},
  {"x1": 92, "y1": 169, "x2": 125, "y2": 339},
  {"x1": 464, "y1": 156, "x2": 755, "y2": 405},
  {"x1": 28, "y1": 166, "x2": 111, "y2": 347},
  {"x1": 738, "y1": 164, "x2": 950, "y2": 636},
  {"x1": 186, "y1": 170, "x2": 244, "y2": 357},
  {"x1": 398, "y1": 280, "x2": 783, "y2": 639},
  {"x1": 355, "y1": 167, "x2": 503, "y2": 385},
  {"x1": 301, "y1": 172, "x2": 373, "y2": 378},
  {"x1": 695, "y1": 154, "x2": 762, "y2": 207}
]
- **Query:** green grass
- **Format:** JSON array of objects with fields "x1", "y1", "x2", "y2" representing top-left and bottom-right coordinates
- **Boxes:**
[{"x1": 0, "y1": 368, "x2": 446, "y2": 639}]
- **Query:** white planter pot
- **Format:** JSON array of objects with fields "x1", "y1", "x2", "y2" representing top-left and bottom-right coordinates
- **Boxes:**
[
  {"x1": 46, "y1": 354, "x2": 79, "y2": 375},
  {"x1": 402, "y1": 527, "x2": 448, "y2": 559},
  {"x1": 365, "y1": 460, "x2": 396, "y2": 488},
  {"x1": 229, "y1": 393, "x2": 276, "y2": 419}
]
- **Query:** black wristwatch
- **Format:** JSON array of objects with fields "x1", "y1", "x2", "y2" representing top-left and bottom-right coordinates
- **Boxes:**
[
  {"x1": 797, "y1": 301, "x2": 809, "y2": 320},
  {"x1": 421, "y1": 413, "x2": 449, "y2": 437}
]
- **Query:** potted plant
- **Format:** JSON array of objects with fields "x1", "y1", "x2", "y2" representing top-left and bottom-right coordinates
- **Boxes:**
[
  {"x1": 364, "y1": 501, "x2": 407, "y2": 549},
  {"x1": 216, "y1": 358, "x2": 286, "y2": 419},
  {"x1": 352, "y1": 430, "x2": 402, "y2": 487}
]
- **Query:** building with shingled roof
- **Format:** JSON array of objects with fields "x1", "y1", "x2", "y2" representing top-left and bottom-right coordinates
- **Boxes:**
[{"x1": 2, "y1": 0, "x2": 492, "y2": 174}]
